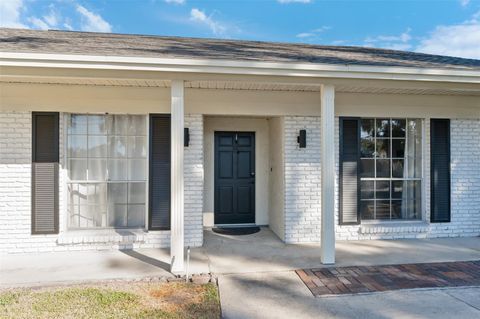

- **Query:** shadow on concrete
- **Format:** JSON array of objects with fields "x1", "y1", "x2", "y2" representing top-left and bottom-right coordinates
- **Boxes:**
[{"x1": 119, "y1": 249, "x2": 170, "y2": 272}]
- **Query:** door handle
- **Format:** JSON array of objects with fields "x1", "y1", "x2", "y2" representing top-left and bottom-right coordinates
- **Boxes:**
[{"x1": 250, "y1": 172, "x2": 255, "y2": 177}]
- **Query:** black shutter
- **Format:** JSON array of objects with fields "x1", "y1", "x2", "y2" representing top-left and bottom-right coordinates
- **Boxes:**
[
  {"x1": 32, "y1": 112, "x2": 59, "y2": 234},
  {"x1": 339, "y1": 118, "x2": 360, "y2": 225},
  {"x1": 149, "y1": 114, "x2": 171, "y2": 230},
  {"x1": 430, "y1": 119, "x2": 451, "y2": 223}
]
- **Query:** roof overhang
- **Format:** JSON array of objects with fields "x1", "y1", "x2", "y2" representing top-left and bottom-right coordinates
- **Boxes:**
[{"x1": 2, "y1": 52, "x2": 480, "y2": 84}]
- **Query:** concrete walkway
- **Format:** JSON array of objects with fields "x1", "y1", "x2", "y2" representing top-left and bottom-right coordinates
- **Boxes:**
[
  {"x1": 219, "y1": 271, "x2": 480, "y2": 319},
  {"x1": 207, "y1": 229, "x2": 480, "y2": 318},
  {"x1": 1, "y1": 228, "x2": 480, "y2": 318}
]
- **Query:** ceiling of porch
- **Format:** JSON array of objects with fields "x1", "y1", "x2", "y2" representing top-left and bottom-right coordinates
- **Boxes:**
[{"x1": 2, "y1": 77, "x2": 480, "y2": 96}]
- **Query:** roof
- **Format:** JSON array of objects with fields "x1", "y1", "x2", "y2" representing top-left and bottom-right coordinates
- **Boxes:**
[{"x1": 1, "y1": 28, "x2": 480, "y2": 71}]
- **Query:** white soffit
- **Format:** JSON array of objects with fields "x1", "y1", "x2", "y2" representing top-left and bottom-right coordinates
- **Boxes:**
[
  {"x1": 186, "y1": 81, "x2": 480, "y2": 96},
  {"x1": 1, "y1": 78, "x2": 480, "y2": 96}
]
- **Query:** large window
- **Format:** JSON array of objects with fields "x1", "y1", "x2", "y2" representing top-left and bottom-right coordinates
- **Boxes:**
[
  {"x1": 359, "y1": 118, "x2": 422, "y2": 220},
  {"x1": 67, "y1": 114, "x2": 147, "y2": 228}
]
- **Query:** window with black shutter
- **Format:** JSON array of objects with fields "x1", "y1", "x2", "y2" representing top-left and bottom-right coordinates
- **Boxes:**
[
  {"x1": 340, "y1": 117, "x2": 424, "y2": 224},
  {"x1": 32, "y1": 112, "x2": 59, "y2": 234},
  {"x1": 149, "y1": 114, "x2": 171, "y2": 230},
  {"x1": 430, "y1": 119, "x2": 451, "y2": 223}
]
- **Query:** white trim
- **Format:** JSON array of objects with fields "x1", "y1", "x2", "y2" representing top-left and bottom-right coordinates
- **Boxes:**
[
  {"x1": 421, "y1": 118, "x2": 427, "y2": 223},
  {"x1": 320, "y1": 85, "x2": 336, "y2": 264},
  {"x1": 170, "y1": 79, "x2": 185, "y2": 274},
  {"x1": 1, "y1": 52, "x2": 479, "y2": 83},
  {"x1": 64, "y1": 113, "x2": 150, "y2": 230},
  {"x1": 62, "y1": 113, "x2": 68, "y2": 233},
  {"x1": 145, "y1": 115, "x2": 150, "y2": 231}
]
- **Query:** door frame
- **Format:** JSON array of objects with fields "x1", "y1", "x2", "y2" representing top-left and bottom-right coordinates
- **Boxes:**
[{"x1": 214, "y1": 131, "x2": 256, "y2": 226}]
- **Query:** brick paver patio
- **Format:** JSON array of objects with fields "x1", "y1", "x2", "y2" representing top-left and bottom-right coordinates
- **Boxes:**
[{"x1": 296, "y1": 260, "x2": 480, "y2": 296}]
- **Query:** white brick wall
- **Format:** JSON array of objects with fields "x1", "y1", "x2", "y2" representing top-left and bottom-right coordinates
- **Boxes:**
[
  {"x1": 428, "y1": 119, "x2": 480, "y2": 237},
  {"x1": 284, "y1": 116, "x2": 322, "y2": 243},
  {"x1": 184, "y1": 114, "x2": 204, "y2": 247},
  {"x1": 281, "y1": 116, "x2": 479, "y2": 242},
  {"x1": 335, "y1": 117, "x2": 480, "y2": 240},
  {"x1": 0, "y1": 112, "x2": 59, "y2": 253},
  {"x1": 0, "y1": 112, "x2": 204, "y2": 254},
  {"x1": 2, "y1": 111, "x2": 477, "y2": 253}
]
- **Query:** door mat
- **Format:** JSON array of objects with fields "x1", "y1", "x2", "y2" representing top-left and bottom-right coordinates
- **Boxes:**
[{"x1": 212, "y1": 226, "x2": 260, "y2": 236}]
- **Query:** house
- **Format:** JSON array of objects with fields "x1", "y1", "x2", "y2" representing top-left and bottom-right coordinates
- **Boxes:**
[{"x1": 1, "y1": 28, "x2": 479, "y2": 273}]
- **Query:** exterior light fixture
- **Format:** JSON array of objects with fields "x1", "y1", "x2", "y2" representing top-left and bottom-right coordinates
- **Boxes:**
[
  {"x1": 297, "y1": 129, "x2": 306, "y2": 148},
  {"x1": 184, "y1": 128, "x2": 190, "y2": 147}
]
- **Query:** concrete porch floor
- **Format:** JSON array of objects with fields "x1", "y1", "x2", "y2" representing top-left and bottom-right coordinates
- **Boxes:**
[
  {"x1": 1, "y1": 227, "x2": 479, "y2": 287},
  {"x1": 201, "y1": 228, "x2": 480, "y2": 274}
]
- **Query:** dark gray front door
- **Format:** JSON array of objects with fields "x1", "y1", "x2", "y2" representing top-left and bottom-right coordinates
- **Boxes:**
[{"x1": 214, "y1": 132, "x2": 255, "y2": 225}]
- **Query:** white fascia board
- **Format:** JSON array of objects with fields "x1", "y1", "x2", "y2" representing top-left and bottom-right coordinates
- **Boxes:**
[{"x1": 1, "y1": 52, "x2": 480, "y2": 83}]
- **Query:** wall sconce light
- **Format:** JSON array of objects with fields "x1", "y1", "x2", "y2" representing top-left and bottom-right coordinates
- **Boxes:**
[
  {"x1": 184, "y1": 128, "x2": 190, "y2": 147},
  {"x1": 297, "y1": 129, "x2": 306, "y2": 148}
]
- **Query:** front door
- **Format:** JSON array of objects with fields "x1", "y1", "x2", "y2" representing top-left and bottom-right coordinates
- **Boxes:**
[{"x1": 214, "y1": 132, "x2": 255, "y2": 225}]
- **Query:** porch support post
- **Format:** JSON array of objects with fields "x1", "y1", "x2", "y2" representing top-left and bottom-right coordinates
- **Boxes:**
[
  {"x1": 170, "y1": 79, "x2": 185, "y2": 274},
  {"x1": 320, "y1": 84, "x2": 335, "y2": 264}
]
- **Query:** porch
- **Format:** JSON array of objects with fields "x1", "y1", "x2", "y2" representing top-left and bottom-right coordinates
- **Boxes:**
[
  {"x1": 2, "y1": 71, "x2": 480, "y2": 274},
  {"x1": 2, "y1": 228, "x2": 479, "y2": 287}
]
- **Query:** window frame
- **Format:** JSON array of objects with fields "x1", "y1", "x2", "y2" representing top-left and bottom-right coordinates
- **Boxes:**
[
  {"x1": 358, "y1": 117, "x2": 425, "y2": 223},
  {"x1": 65, "y1": 113, "x2": 150, "y2": 230}
]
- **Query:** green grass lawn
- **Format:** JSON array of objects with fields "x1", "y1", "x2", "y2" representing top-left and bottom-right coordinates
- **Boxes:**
[{"x1": 0, "y1": 281, "x2": 220, "y2": 319}]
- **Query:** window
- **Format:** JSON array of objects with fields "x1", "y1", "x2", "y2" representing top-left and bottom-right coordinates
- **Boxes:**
[
  {"x1": 67, "y1": 114, "x2": 147, "y2": 228},
  {"x1": 359, "y1": 118, "x2": 422, "y2": 220}
]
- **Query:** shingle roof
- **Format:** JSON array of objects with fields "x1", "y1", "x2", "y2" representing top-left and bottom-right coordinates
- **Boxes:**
[{"x1": 1, "y1": 28, "x2": 480, "y2": 70}]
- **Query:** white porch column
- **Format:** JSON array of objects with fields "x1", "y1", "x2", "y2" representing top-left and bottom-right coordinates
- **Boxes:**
[
  {"x1": 320, "y1": 84, "x2": 336, "y2": 264},
  {"x1": 170, "y1": 80, "x2": 185, "y2": 274}
]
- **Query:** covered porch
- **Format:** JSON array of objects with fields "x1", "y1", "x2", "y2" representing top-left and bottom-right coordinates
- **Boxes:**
[
  {"x1": 2, "y1": 62, "x2": 480, "y2": 273},
  {"x1": 162, "y1": 79, "x2": 337, "y2": 272},
  {"x1": 145, "y1": 78, "x2": 478, "y2": 273}
]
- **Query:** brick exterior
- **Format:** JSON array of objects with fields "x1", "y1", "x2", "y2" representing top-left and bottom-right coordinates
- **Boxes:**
[
  {"x1": 429, "y1": 119, "x2": 480, "y2": 237},
  {"x1": 0, "y1": 112, "x2": 59, "y2": 253},
  {"x1": 0, "y1": 112, "x2": 204, "y2": 254},
  {"x1": 283, "y1": 116, "x2": 322, "y2": 244},
  {"x1": 335, "y1": 117, "x2": 480, "y2": 240},
  {"x1": 1, "y1": 111, "x2": 478, "y2": 253},
  {"x1": 184, "y1": 114, "x2": 204, "y2": 247},
  {"x1": 282, "y1": 116, "x2": 479, "y2": 242}
]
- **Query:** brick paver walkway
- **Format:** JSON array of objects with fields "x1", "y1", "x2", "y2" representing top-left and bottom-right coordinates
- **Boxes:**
[{"x1": 296, "y1": 260, "x2": 480, "y2": 296}]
